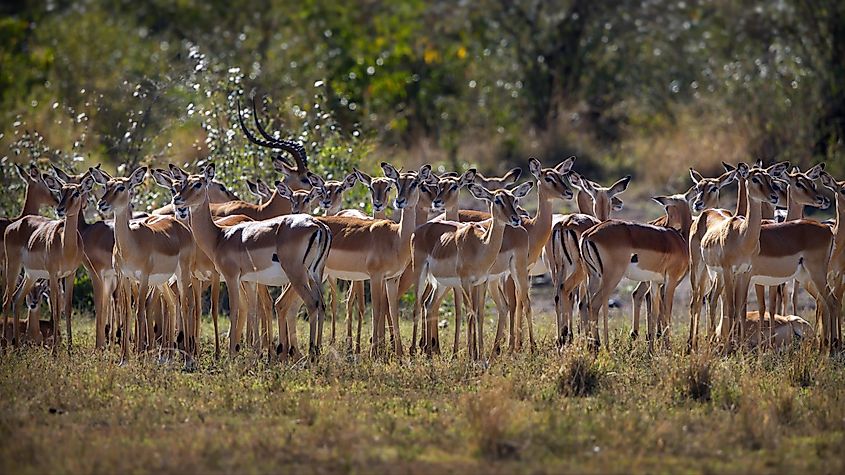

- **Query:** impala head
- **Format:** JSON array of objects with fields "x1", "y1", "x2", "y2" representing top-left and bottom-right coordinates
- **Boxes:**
[
  {"x1": 742, "y1": 161, "x2": 785, "y2": 205},
  {"x1": 819, "y1": 169, "x2": 845, "y2": 206},
  {"x1": 93, "y1": 166, "x2": 146, "y2": 215},
  {"x1": 15, "y1": 163, "x2": 59, "y2": 207},
  {"x1": 276, "y1": 181, "x2": 318, "y2": 214},
  {"x1": 431, "y1": 168, "x2": 477, "y2": 213},
  {"x1": 782, "y1": 164, "x2": 829, "y2": 209},
  {"x1": 308, "y1": 172, "x2": 357, "y2": 214},
  {"x1": 26, "y1": 280, "x2": 49, "y2": 311},
  {"x1": 246, "y1": 179, "x2": 273, "y2": 204},
  {"x1": 474, "y1": 167, "x2": 522, "y2": 191},
  {"x1": 689, "y1": 167, "x2": 737, "y2": 212},
  {"x1": 529, "y1": 156, "x2": 575, "y2": 201},
  {"x1": 354, "y1": 168, "x2": 394, "y2": 214},
  {"x1": 468, "y1": 182, "x2": 533, "y2": 227},
  {"x1": 382, "y1": 162, "x2": 430, "y2": 210},
  {"x1": 169, "y1": 164, "x2": 218, "y2": 213},
  {"x1": 653, "y1": 194, "x2": 691, "y2": 229},
  {"x1": 45, "y1": 170, "x2": 94, "y2": 218},
  {"x1": 569, "y1": 172, "x2": 631, "y2": 221}
]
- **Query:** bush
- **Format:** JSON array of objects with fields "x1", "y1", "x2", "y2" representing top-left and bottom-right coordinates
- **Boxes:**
[
  {"x1": 557, "y1": 347, "x2": 601, "y2": 397},
  {"x1": 673, "y1": 353, "x2": 713, "y2": 402}
]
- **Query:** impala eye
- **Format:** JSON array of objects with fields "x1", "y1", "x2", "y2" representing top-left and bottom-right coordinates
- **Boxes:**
[
  {"x1": 117, "y1": 185, "x2": 126, "y2": 192},
  {"x1": 494, "y1": 197, "x2": 502, "y2": 205},
  {"x1": 751, "y1": 177, "x2": 760, "y2": 184},
  {"x1": 193, "y1": 182, "x2": 202, "y2": 189},
  {"x1": 451, "y1": 185, "x2": 458, "y2": 191},
  {"x1": 544, "y1": 176, "x2": 553, "y2": 183},
  {"x1": 72, "y1": 191, "x2": 80, "y2": 198}
]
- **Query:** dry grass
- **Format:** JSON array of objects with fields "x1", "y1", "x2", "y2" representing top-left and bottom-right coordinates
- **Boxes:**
[{"x1": 1, "y1": 311, "x2": 843, "y2": 474}]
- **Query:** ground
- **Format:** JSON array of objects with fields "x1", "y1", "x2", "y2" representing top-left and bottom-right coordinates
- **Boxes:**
[{"x1": 1, "y1": 295, "x2": 844, "y2": 474}]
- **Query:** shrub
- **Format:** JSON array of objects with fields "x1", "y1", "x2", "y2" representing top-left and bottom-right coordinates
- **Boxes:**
[{"x1": 557, "y1": 347, "x2": 601, "y2": 397}]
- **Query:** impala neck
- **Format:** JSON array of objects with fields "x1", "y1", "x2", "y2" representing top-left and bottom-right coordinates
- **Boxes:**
[
  {"x1": 834, "y1": 195, "x2": 845, "y2": 243},
  {"x1": 784, "y1": 187, "x2": 805, "y2": 221},
  {"x1": 481, "y1": 205, "x2": 508, "y2": 267},
  {"x1": 414, "y1": 201, "x2": 430, "y2": 227},
  {"x1": 524, "y1": 185, "x2": 554, "y2": 263},
  {"x1": 373, "y1": 209, "x2": 388, "y2": 220},
  {"x1": 739, "y1": 180, "x2": 764, "y2": 248},
  {"x1": 189, "y1": 192, "x2": 223, "y2": 259},
  {"x1": 62, "y1": 204, "x2": 82, "y2": 257},
  {"x1": 576, "y1": 190, "x2": 593, "y2": 215},
  {"x1": 261, "y1": 190, "x2": 292, "y2": 216},
  {"x1": 398, "y1": 202, "x2": 418, "y2": 250},
  {"x1": 113, "y1": 203, "x2": 135, "y2": 260},
  {"x1": 19, "y1": 186, "x2": 48, "y2": 219},
  {"x1": 735, "y1": 177, "x2": 748, "y2": 217}
]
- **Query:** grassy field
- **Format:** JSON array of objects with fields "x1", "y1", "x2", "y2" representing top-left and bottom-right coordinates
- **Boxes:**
[{"x1": 1, "y1": 306, "x2": 844, "y2": 474}]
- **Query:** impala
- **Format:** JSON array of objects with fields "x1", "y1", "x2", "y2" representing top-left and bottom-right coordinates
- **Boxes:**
[
  {"x1": 697, "y1": 162, "x2": 782, "y2": 348},
  {"x1": 474, "y1": 167, "x2": 521, "y2": 191},
  {"x1": 820, "y1": 170, "x2": 845, "y2": 346},
  {"x1": 580, "y1": 196, "x2": 691, "y2": 352},
  {"x1": 412, "y1": 181, "x2": 532, "y2": 359},
  {"x1": 170, "y1": 164, "x2": 331, "y2": 359},
  {"x1": 276, "y1": 163, "x2": 428, "y2": 358},
  {"x1": 92, "y1": 166, "x2": 198, "y2": 364},
  {"x1": 3, "y1": 171, "x2": 93, "y2": 350},
  {"x1": 246, "y1": 178, "x2": 274, "y2": 204},
  {"x1": 1, "y1": 164, "x2": 58, "y2": 310}
]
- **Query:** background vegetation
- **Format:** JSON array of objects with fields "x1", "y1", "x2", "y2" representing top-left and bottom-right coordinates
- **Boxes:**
[{"x1": 2, "y1": 0, "x2": 844, "y2": 215}]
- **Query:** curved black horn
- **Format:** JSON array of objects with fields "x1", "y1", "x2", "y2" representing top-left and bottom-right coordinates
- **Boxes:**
[
  {"x1": 248, "y1": 96, "x2": 308, "y2": 171},
  {"x1": 237, "y1": 98, "x2": 281, "y2": 149}
]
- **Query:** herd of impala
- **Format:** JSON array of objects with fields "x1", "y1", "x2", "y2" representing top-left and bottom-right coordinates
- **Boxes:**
[{"x1": 1, "y1": 100, "x2": 842, "y2": 367}]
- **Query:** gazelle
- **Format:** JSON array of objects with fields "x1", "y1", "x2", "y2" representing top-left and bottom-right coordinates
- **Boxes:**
[
  {"x1": 697, "y1": 162, "x2": 782, "y2": 347},
  {"x1": 354, "y1": 168, "x2": 394, "y2": 220},
  {"x1": 92, "y1": 166, "x2": 198, "y2": 364},
  {"x1": 276, "y1": 163, "x2": 429, "y2": 358},
  {"x1": 1, "y1": 164, "x2": 58, "y2": 311},
  {"x1": 412, "y1": 181, "x2": 533, "y2": 359},
  {"x1": 149, "y1": 176, "x2": 238, "y2": 215},
  {"x1": 579, "y1": 196, "x2": 691, "y2": 352},
  {"x1": 170, "y1": 164, "x2": 331, "y2": 359},
  {"x1": 309, "y1": 172, "x2": 358, "y2": 216},
  {"x1": 3, "y1": 171, "x2": 93, "y2": 350},
  {"x1": 2, "y1": 281, "x2": 52, "y2": 347}
]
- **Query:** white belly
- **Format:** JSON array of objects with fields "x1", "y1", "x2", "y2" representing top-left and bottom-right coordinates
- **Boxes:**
[
  {"x1": 624, "y1": 263, "x2": 664, "y2": 283},
  {"x1": 241, "y1": 266, "x2": 289, "y2": 286}
]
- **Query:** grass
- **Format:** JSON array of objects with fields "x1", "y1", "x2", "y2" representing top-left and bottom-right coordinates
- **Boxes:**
[{"x1": 1, "y1": 307, "x2": 844, "y2": 474}]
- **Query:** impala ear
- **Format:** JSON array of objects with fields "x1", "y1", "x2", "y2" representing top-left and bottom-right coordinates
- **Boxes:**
[
  {"x1": 511, "y1": 181, "x2": 534, "y2": 199},
  {"x1": 460, "y1": 169, "x2": 477, "y2": 186},
  {"x1": 555, "y1": 156, "x2": 575, "y2": 174},
  {"x1": 722, "y1": 161, "x2": 736, "y2": 172},
  {"x1": 51, "y1": 164, "x2": 73, "y2": 184},
  {"x1": 718, "y1": 170, "x2": 737, "y2": 187},
  {"x1": 736, "y1": 162, "x2": 750, "y2": 178},
  {"x1": 128, "y1": 167, "x2": 148, "y2": 189},
  {"x1": 767, "y1": 161, "x2": 790, "y2": 179},
  {"x1": 151, "y1": 168, "x2": 174, "y2": 189},
  {"x1": 528, "y1": 157, "x2": 542, "y2": 178},
  {"x1": 89, "y1": 166, "x2": 109, "y2": 185},
  {"x1": 342, "y1": 172, "x2": 357, "y2": 190},
  {"x1": 14, "y1": 163, "x2": 29, "y2": 181},
  {"x1": 307, "y1": 187, "x2": 320, "y2": 202},
  {"x1": 28, "y1": 163, "x2": 41, "y2": 180},
  {"x1": 611, "y1": 196, "x2": 625, "y2": 211},
  {"x1": 566, "y1": 171, "x2": 585, "y2": 191},
  {"x1": 502, "y1": 167, "x2": 522, "y2": 183},
  {"x1": 168, "y1": 164, "x2": 188, "y2": 182},
  {"x1": 689, "y1": 168, "x2": 703, "y2": 184},
  {"x1": 273, "y1": 155, "x2": 295, "y2": 175},
  {"x1": 468, "y1": 184, "x2": 495, "y2": 202},
  {"x1": 805, "y1": 163, "x2": 825, "y2": 180},
  {"x1": 275, "y1": 181, "x2": 293, "y2": 200},
  {"x1": 381, "y1": 162, "x2": 400, "y2": 181},
  {"x1": 80, "y1": 174, "x2": 95, "y2": 194},
  {"x1": 246, "y1": 179, "x2": 261, "y2": 197},
  {"x1": 682, "y1": 186, "x2": 697, "y2": 204},
  {"x1": 819, "y1": 171, "x2": 837, "y2": 190},
  {"x1": 755, "y1": 158, "x2": 764, "y2": 169},
  {"x1": 307, "y1": 172, "x2": 325, "y2": 188},
  {"x1": 42, "y1": 174, "x2": 63, "y2": 193},
  {"x1": 353, "y1": 168, "x2": 372, "y2": 186},
  {"x1": 652, "y1": 195, "x2": 671, "y2": 207},
  {"x1": 203, "y1": 163, "x2": 215, "y2": 181},
  {"x1": 609, "y1": 175, "x2": 632, "y2": 197},
  {"x1": 417, "y1": 164, "x2": 432, "y2": 182},
  {"x1": 256, "y1": 179, "x2": 272, "y2": 198}
]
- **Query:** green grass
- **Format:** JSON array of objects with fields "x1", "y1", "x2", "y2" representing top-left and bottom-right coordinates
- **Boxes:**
[{"x1": 1, "y1": 309, "x2": 844, "y2": 474}]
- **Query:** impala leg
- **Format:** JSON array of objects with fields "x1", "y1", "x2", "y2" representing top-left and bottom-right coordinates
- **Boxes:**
[
  {"x1": 385, "y1": 276, "x2": 403, "y2": 358},
  {"x1": 356, "y1": 282, "x2": 364, "y2": 354},
  {"x1": 631, "y1": 281, "x2": 649, "y2": 341},
  {"x1": 426, "y1": 285, "x2": 448, "y2": 356},
  {"x1": 62, "y1": 275, "x2": 74, "y2": 353},
  {"x1": 14, "y1": 277, "x2": 37, "y2": 347},
  {"x1": 344, "y1": 281, "x2": 357, "y2": 352},
  {"x1": 223, "y1": 276, "x2": 241, "y2": 355},
  {"x1": 475, "y1": 284, "x2": 485, "y2": 359},
  {"x1": 490, "y1": 279, "x2": 509, "y2": 357},
  {"x1": 327, "y1": 278, "x2": 338, "y2": 345},
  {"x1": 210, "y1": 277, "x2": 221, "y2": 359},
  {"x1": 452, "y1": 288, "x2": 463, "y2": 357}
]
